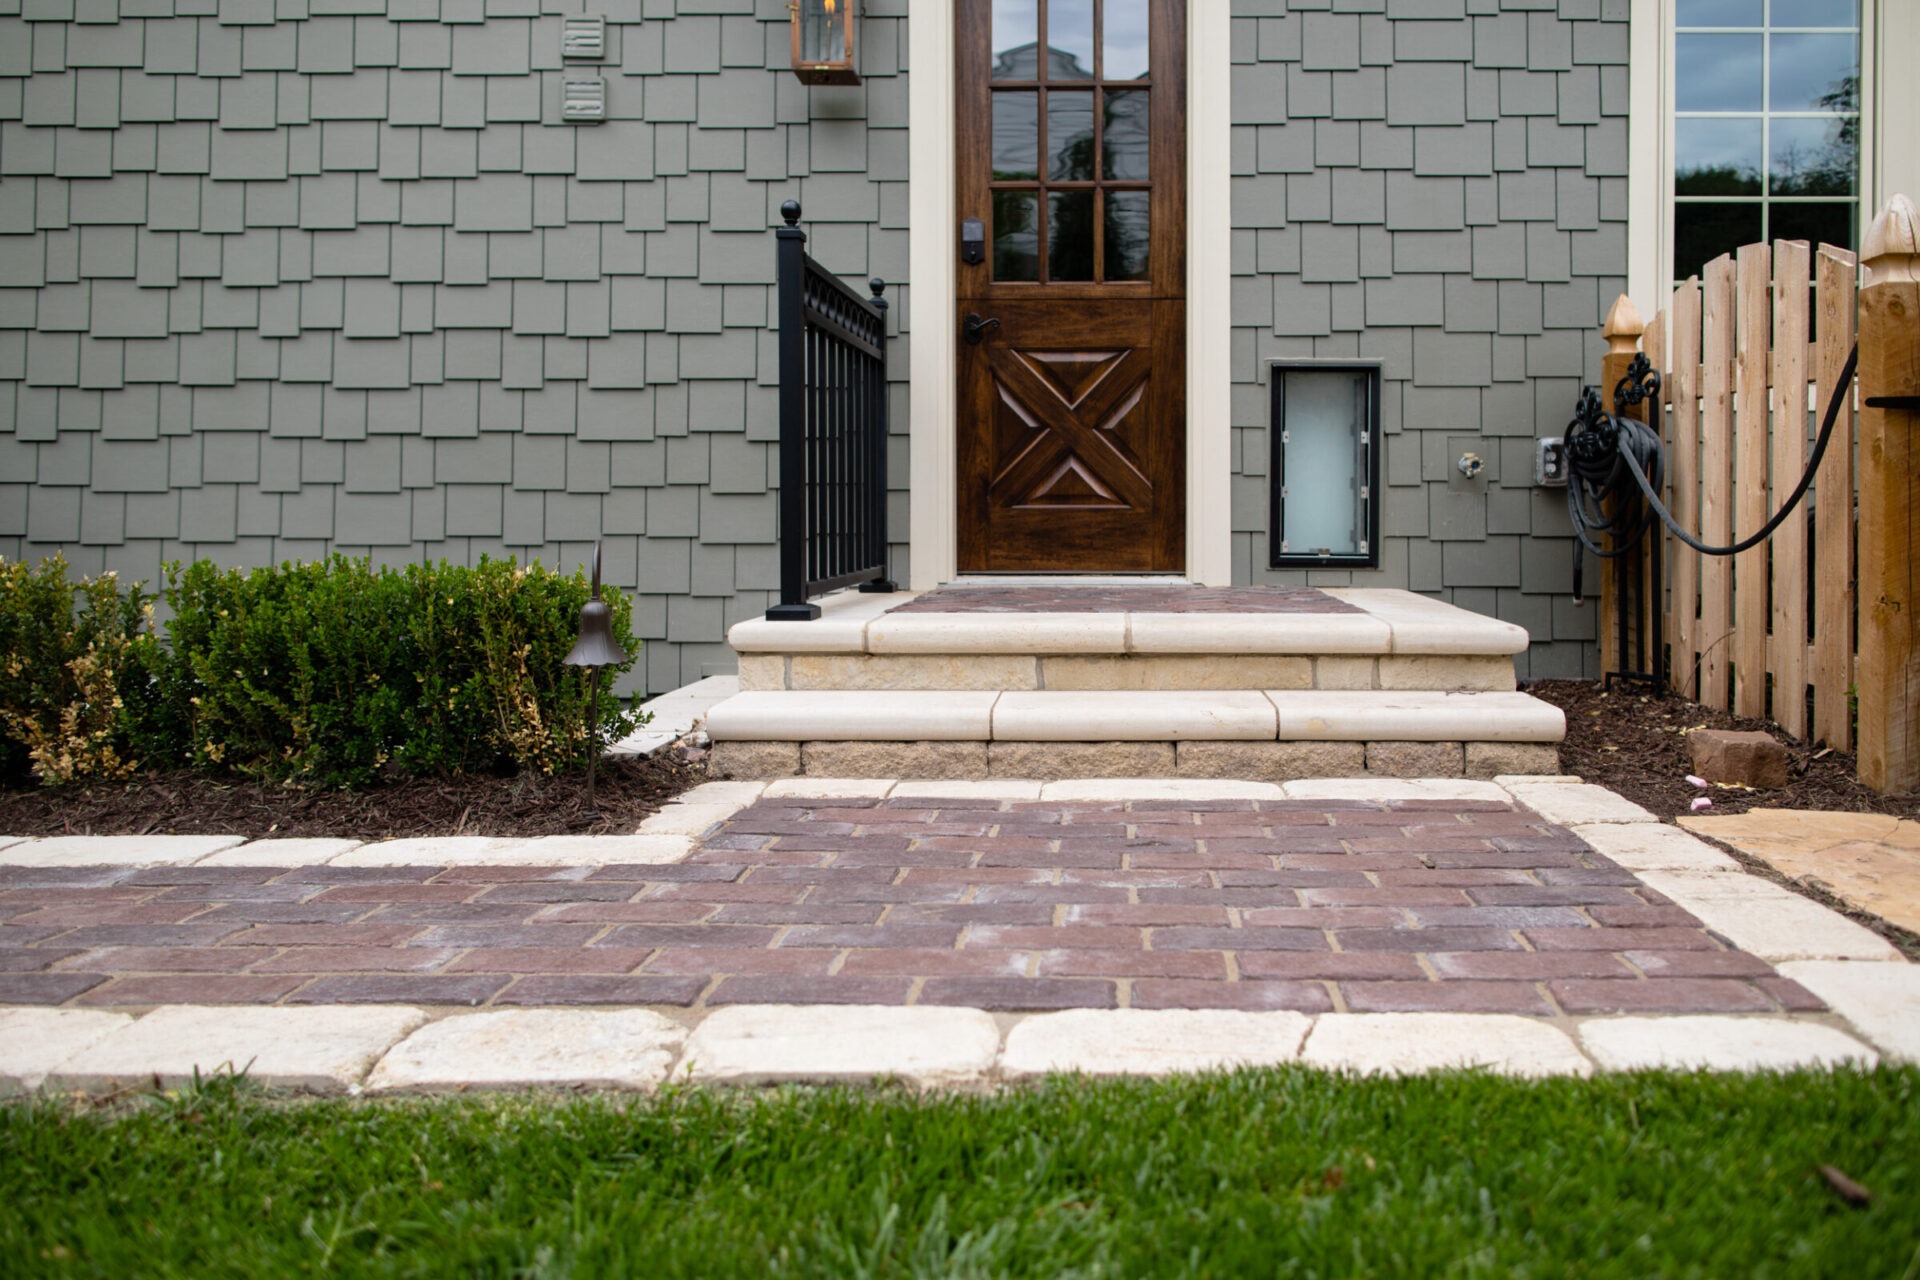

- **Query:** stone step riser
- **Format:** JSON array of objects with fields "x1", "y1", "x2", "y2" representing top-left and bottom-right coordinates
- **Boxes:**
[{"x1": 739, "y1": 652, "x2": 1518, "y2": 694}]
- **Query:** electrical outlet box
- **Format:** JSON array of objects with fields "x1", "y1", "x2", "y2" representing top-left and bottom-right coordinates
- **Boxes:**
[{"x1": 1536, "y1": 437, "x2": 1568, "y2": 487}]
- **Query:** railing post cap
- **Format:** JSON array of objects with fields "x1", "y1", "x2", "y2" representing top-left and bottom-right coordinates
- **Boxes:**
[
  {"x1": 1863, "y1": 193, "x2": 1918, "y2": 288},
  {"x1": 1602, "y1": 293, "x2": 1644, "y2": 353},
  {"x1": 780, "y1": 199, "x2": 802, "y2": 227}
]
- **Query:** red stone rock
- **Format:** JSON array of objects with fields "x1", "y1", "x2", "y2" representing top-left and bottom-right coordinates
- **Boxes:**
[{"x1": 1688, "y1": 728, "x2": 1790, "y2": 788}]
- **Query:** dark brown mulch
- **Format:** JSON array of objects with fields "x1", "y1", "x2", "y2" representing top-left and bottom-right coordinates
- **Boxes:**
[
  {"x1": 0, "y1": 751, "x2": 708, "y2": 840},
  {"x1": 1528, "y1": 678, "x2": 1920, "y2": 823}
]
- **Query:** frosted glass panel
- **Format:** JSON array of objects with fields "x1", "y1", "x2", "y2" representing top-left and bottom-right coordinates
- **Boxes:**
[{"x1": 1278, "y1": 370, "x2": 1368, "y2": 558}]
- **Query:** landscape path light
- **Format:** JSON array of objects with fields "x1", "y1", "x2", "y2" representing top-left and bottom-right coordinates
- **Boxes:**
[{"x1": 562, "y1": 541, "x2": 632, "y2": 818}]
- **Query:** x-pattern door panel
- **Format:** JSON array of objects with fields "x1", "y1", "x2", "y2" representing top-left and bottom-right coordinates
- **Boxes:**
[{"x1": 956, "y1": 0, "x2": 1185, "y2": 573}]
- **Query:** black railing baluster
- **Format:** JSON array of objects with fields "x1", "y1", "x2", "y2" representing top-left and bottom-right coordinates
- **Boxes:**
[{"x1": 767, "y1": 202, "x2": 896, "y2": 620}]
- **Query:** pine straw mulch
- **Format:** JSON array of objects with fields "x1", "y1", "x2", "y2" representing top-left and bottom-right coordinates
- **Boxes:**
[
  {"x1": 0, "y1": 750, "x2": 710, "y2": 840},
  {"x1": 1528, "y1": 678, "x2": 1920, "y2": 824}
]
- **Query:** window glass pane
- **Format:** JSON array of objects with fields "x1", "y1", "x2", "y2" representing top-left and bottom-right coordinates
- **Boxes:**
[
  {"x1": 1676, "y1": 0, "x2": 1761, "y2": 24},
  {"x1": 1103, "y1": 191, "x2": 1149, "y2": 281},
  {"x1": 1770, "y1": 33, "x2": 1857, "y2": 112},
  {"x1": 1771, "y1": 116, "x2": 1857, "y2": 195},
  {"x1": 1101, "y1": 89, "x2": 1149, "y2": 180},
  {"x1": 992, "y1": 91, "x2": 1038, "y2": 180},
  {"x1": 1048, "y1": 191, "x2": 1095, "y2": 281},
  {"x1": 1047, "y1": 90, "x2": 1096, "y2": 180},
  {"x1": 1279, "y1": 372, "x2": 1367, "y2": 558},
  {"x1": 1674, "y1": 201, "x2": 1762, "y2": 278},
  {"x1": 1771, "y1": 0, "x2": 1858, "y2": 27},
  {"x1": 992, "y1": 0, "x2": 1038, "y2": 79},
  {"x1": 993, "y1": 191, "x2": 1040, "y2": 281},
  {"x1": 1675, "y1": 34, "x2": 1763, "y2": 111},
  {"x1": 1047, "y1": 0, "x2": 1095, "y2": 80},
  {"x1": 1771, "y1": 201, "x2": 1855, "y2": 252},
  {"x1": 1104, "y1": 0, "x2": 1151, "y2": 80},
  {"x1": 1676, "y1": 117, "x2": 1762, "y2": 195}
]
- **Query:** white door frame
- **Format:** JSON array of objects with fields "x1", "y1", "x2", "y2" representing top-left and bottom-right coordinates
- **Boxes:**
[{"x1": 906, "y1": 0, "x2": 1234, "y2": 587}]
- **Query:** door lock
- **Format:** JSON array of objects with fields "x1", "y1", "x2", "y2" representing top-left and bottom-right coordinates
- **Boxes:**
[
  {"x1": 964, "y1": 313, "x2": 1001, "y2": 345},
  {"x1": 960, "y1": 218, "x2": 985, "y2": 265}
]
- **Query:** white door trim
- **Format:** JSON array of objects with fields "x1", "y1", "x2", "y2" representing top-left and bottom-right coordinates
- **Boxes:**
[{"x1": 906, "y1": 0, "x2": 1234, "y2": 588}]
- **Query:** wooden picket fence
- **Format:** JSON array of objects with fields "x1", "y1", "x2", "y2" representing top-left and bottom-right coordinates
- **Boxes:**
[{"x1": 1600, "y1": 194, "x2": 1918, "y2": 794}]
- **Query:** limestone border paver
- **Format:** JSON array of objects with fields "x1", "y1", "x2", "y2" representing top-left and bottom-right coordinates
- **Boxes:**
[
  {"x1": 0, "y1": 836, "x2": 31, "y2": 852},
  {"x1": 994, "y1": 690, "x2": 1279, "y2": 742},
  {"x1": 198, "y1": 838, "x2": 365, "y2": 867},
  {"x1": 1635, "y1": 870, "x2": 1902, "y2": 962},
  {"x1": 1500, "y1": 782, "x2": 1655, "y2": 824},
  {"x1": 635, "y1": 804, "x2": 745, "y2": 837},
  {"x1": 1569, "y1": 823, "x2": 1740, "y2": 872},
  {"x1": 676, "y1": 1005, "x2": 1002, "y2": 1086},
  {"x1": 0, "y1": 834, "x2": 247, "y2": 867},
  {"x1": 487, "y1": 835, "x2": 694, "y2": 865},
  {"x1": 1281, "y1": 778, "x2": 1510, "y2": 803},
  {"x1": 1001, "y1": 1009, "x2": 1311, "y2": 1076},
  {"x1": 1300, "y1": 1013, "x2": 1593, "y2": 1077},
  {"x1": 671, "y1": 780, "x2": 769, "y2": 806},
  {"x1": 367, "y1": 1010, "x2": 687, "y2": 1092},
  {"x1": 1037, "y1": 779, "x2": 1286, "y2": 801},
  {"x1": 0, "y1": 1008, "x2": 136, "y2": 1094},
  {"x1": 762, "y1": 778, "x2": 895, "y2": 799},
  {"x1": 1776, "y1": 961, "x2": 1920, "y2": 1063},
  {"x1": 327, "y1": 837, "x2": 522, "y2": 866},
  {"x1": 707, "y1": 690, "x2": 999, "y2": 740},
  {"x1": 47, "y1": 1005, "x2": 429, "y2": 1093},
  {"x1": 889, "y1": 779, "x2": 1045, "y2": 800},
  {"x1": 1578, "y1": 1015, "x2": 1879, "y2": 1072}
]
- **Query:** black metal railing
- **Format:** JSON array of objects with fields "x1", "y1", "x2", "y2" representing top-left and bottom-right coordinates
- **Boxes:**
[{"x1": 767, "y1": 198, "x2": 896, "y2": 620}]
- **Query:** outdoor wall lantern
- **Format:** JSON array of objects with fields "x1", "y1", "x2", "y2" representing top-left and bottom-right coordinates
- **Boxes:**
[
  {"x1": 789, "y1": 0, "x2": 860, "y2": 86},
  {"x1": 562, "y1": 542, "x2": 632, "y2": 817}
]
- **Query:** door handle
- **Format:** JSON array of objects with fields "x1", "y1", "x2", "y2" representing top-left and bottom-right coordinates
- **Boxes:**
[{"x1": 964, "y1": 313, "x2": 1001, "y2": 345}]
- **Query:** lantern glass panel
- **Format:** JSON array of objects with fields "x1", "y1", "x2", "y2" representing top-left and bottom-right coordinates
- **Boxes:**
[{"x1": 799, "y1": 0, "x2": 848, "y2": 64}]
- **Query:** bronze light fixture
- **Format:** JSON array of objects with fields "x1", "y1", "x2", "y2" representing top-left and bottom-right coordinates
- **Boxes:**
[
  {"x1": 562, "y1": 541, "x2": 631, "y2": 817},
  {"x1": 789, "y1": 0, "x2": 860, "y2": 86}
]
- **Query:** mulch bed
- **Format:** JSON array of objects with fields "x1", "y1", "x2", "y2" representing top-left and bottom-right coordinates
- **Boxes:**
[
  {"x1": 0, "y1": 751, "x2": 708, "y2": 840},
  {"x1": 1529, "y1": 679, "x2": 1920, "y2": 822}
]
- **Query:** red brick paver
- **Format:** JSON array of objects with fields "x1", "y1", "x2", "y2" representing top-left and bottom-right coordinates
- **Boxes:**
[{"x1": 0, "y1": 797, "x2": 1821, "y2": 1015}]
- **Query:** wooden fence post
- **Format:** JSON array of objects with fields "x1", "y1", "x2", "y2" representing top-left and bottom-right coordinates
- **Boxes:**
[
  {"x1": 1598, "y1": 295, "x2": 1645, "y2": 680},
  {"x1": 1857, "y1": 194, "x2": 1920, "y2": 794}
]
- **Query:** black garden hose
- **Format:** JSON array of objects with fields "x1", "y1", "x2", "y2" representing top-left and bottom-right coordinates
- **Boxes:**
[{"x1": 1566, "y1": 344, "x2": 1859, "y2": 601}]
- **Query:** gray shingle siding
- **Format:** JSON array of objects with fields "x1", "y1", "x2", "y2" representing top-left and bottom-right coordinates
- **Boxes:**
[
  {"x1": 0, "y1": 0, "x2": 909, "y2": 696},
  {"x1": 1230, "y1": 0, "x2": 1624, "y2": 679}
]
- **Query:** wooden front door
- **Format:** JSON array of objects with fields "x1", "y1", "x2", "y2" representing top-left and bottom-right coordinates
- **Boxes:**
[{"x1": 956, "y1": 0, "x2": 1186, "y2": 573}]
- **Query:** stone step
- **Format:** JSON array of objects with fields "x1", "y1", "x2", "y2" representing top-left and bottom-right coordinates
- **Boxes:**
[
  {"x1": 705, "y1": 689, "x2": 1565, "y2": 744},
  {"x1": 738, "y1": 651, "x2": 1518, "y2": 693}
]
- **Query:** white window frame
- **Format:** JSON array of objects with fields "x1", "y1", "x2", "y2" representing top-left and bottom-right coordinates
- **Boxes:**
[{"x1": 1627, "y1": 0, "x2": 1917, "y2": 317}]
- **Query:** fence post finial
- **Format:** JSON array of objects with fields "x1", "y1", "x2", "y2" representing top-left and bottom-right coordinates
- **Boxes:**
[
  {"x1": 1603, "y1": 293, "x2": 1645, "y2": 358},
  {"x1": 781, "y1": 199, "x2": 802, "y2": 228},
  {"x1": 1863, "y1": 192, "x2": 1918, "y2": 289}
]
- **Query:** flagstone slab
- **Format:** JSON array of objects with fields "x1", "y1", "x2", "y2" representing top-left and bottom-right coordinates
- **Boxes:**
[
  {"x1": 1635, "y1": 870, "x2": 1902, "y2": 962},
  {"x1": 0, "y1": 835, "x2": 248, "y2": 867},
  {"x1": 1578, "y1": 1015, "x2": 1878, "y2": 1071},
  {"x1": 366, "y1": 1009, "x2": 686, "y2": 1091},
  {"x1": 0, "y1": 1008, "x2": 135, "y2": 1093},
  {"x1": 1775, "y1": 961, "x2": 1920, "y2": 1063},
  {"x1": 1681, "y1": 809, "x2": 1920, "y2": 935},
  {"x1": 1000, "y1": 1009, "x2": 1311, "y2": 1076},
  {"x1": 46, "y1": 1004, "x2": 429, "y2": 1092},
  {"x1": 677, "y1": 1005, "x2": 1001, "y2": 1086},
  {"x1": 197, "y1": 838, "x2": 365, "y2": 867},
  {"x1": 1499, "y1": 783, "x2": 1654, "y2": 824},
  {"x1": 1570, "y1": 823, "x2": 1740, "y2": 872},
  {"x1": 1299, "y1": 1013, "x2": 1591, "y2": 1077}
]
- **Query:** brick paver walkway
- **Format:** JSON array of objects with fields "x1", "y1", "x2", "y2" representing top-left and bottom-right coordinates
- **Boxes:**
[{"x1": 0, "y1": 797, "x2": 1824, "y2": 1015}]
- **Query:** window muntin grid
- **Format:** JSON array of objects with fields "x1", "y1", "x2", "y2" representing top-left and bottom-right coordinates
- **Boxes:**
[{"x1": 1672, "y1": 0, "x2": 1860, "y2": 282}]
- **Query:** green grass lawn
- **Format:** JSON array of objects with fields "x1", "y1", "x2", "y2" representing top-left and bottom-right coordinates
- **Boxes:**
[{"x1": 3, "y1": 1067, "x2": 1915, "y2": 1278}]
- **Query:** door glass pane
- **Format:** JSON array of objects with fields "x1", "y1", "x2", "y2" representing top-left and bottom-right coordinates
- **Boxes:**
[
  {"x1": 1675, "y1": 35, "x2": 1762, "y2": 111},
  {"x1": 1048, "y1": 191, "x2": 1095, "y2": 280},
  {"x1": 1102, "y1": 90, "x2": 1149, "y2": 180},
  {"x1": 992, "y1": 91, "x2": 1038, "y2": 179},
  {"x1": 1676, "y1": 117, "x2": 1761, "y2": 194},
  {"x1": 1104, "y1": 0, "x2": 1151, "y2": 80},
  {"x1": 1046, "y1": 90, "x2": 1096, "y2": 180},
  {"x1": 1769, "y1": 33, "x2": 1857, "y2": 111},
  {"x1": 1772, "y1": 0, "x2": 1857, "y2": 26},
  {"x1": 1103, "y1": 191, "x2": 1149, "y2": 281},
  {"x1": 1676, "y1": 0, "x2": 1761, "y2": 24},
  {"x1": 994, "y1": 192, "x2": 1040, "y2": 281},
  {"x1": 1674, "y1": 201, "x2": 1762, "y2": 278},
  {"x1": 1047, "y1": 0, "x2": 1095, "y2": 79},
  {"x1": 1771, "y1": 117, "x2": 1857, "y2": 195},
  {"x1": 992, "y1": 0, "x2": 1038, "y2": 79},
  {"x1": 1771, "y1": 201, "x2": 1855, "y2": 252},
  {"x1": 1279, "y1": 372, "x2": 1367, "y2": 558}
]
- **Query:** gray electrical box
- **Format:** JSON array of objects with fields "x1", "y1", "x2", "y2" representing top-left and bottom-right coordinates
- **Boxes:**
[
  {"x1": 562, "y1": 15, "x2": 607, "y2": 60},
  {"x1": 1536, "y1": 437, "x2": 1568, "y2": 486},
  {"x1": 562, "y1": 75, "x2": 608, "y2": 124}
]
